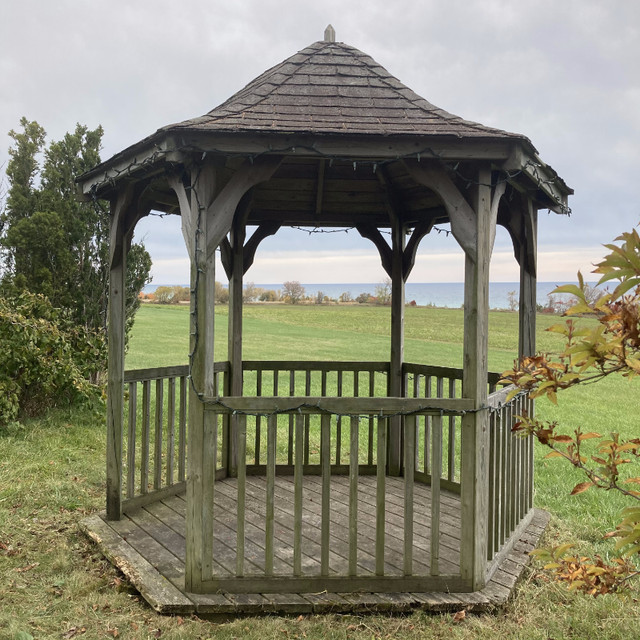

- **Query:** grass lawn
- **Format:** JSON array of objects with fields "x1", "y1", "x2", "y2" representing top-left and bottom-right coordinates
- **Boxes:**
[{"x1": 1, "y1": 303, "x2": 639, "y2": 639}]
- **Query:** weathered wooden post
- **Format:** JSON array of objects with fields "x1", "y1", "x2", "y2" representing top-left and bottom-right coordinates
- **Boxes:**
[
  {"x1": 388, "y1": 212, "x2": 406, "y2": 476},
  {"x1": 184, "y1": 162, "x2": 218, "y2": 591},
  {"x1": 519, "y1": 201, "x2": 538, "y2": 360},
  {"x1": 226, "y1": 213, "x2": 246, "y2": 476},
  {"x1": 106, "y1": 187, "x2": 137, "y2": 521},
  {"x1": 460, "y1": 166, "x2": 493, "y2": 590}
]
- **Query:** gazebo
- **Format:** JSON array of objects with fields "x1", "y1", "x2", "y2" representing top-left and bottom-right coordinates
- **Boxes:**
[{"x1": 79, "y1": 28, "x2": 571, "y2": 615}]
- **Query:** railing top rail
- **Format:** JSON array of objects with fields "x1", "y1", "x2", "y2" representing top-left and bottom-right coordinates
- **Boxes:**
[
  {"x1": 122, "y1": 360, "x2": 503, "y2": 385},
  {"x1": 123, "y1": 361, "x2": 228, "y2": 383},
  {"x1": 487, "y1": 384, "x2": 521, "y2": 409},
  {"x1": 402, "y1": 362, "x2": 464, "y2": 380},
  {"x1": 203, "y1": 395, "x2": 475, "y2": 416},
  {"x1": 241, "y1": 360, "x2": 391, "y2": 373}
]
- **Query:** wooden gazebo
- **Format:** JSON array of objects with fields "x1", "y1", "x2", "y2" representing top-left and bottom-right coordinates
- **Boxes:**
[{"x1": 79, "y1": 29, "x2": 570, "y2": 615}]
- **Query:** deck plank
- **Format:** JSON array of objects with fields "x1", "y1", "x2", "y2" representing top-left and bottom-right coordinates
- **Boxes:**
[{"x1": 81, "y1": 481, "x2": 550, "y2": 616}]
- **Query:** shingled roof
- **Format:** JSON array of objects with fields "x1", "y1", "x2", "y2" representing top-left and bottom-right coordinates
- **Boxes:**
[{"x1": 162, "y1": 39, "x2": 530, "y2": 143}]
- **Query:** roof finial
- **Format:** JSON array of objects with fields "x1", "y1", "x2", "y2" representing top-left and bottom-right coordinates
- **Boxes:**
[{"x1": 324, "y1": 24, "x2": 335, "y2": 42}]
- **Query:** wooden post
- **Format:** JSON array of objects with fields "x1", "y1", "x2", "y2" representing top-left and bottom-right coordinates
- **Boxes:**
[
  {"x1": 460, "y1": 165, "x2": 492, "y2": 590},
  {"x1": 388, "y1": 214, "x2": 405, "y2": 476},
  {"x1": 185, "y1": 163, "x2": 217, "y2": 592},
  {"x1": 519, "y1": 201, "x2": 538, "y2": 360},
  {"x1": 106, "y1": 189, "x2": 134, "y2": 521},
  {"x1": 227, "y1": 215, "x2": 246, "y2": 476}
]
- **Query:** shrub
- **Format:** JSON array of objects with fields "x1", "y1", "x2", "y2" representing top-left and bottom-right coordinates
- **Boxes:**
[
  {"x1": 0, "y1": 291, "x2": 105, "y2": 425},
  {"x1": 259, "y1": 289, "x2": 279, "y2": 302}
]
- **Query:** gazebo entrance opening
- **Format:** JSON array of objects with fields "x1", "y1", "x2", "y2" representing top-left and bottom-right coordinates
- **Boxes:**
[{"x1": 79, "y1": 31, "x2": 571, "y2": 611}]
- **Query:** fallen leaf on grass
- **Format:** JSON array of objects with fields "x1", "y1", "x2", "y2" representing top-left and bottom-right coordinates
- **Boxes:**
[
  {"x1": 62, "y1": 627, "x2": 86, "y2": 638},
  {"x1": 452, "y1": 610, "x2": 466, "y2": 623},
  {"x1": 15, "y1": 562, "x2": 39, "y2": 573}
]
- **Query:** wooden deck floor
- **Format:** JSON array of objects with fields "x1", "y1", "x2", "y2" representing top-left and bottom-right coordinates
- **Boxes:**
[{"x1": 81, "y1": 476, "x2": 550, "y2": 616}]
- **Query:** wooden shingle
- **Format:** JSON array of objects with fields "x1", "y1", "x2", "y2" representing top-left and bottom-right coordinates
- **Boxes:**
[{"x1": 162, "y1": 41, "x2": 529, "y2": 143}]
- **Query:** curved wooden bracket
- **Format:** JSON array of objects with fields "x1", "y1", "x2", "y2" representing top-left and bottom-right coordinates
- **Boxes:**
[
  {"x1": 403, "y1": 161, "x2": 477, "y2": 262},
  {"x1": 167, "y1": 172, "x2": 194, "y2": 259},
  {"x1": 403, "y1": 219, "x2": 433, "y2": 280},
  {"x1": 356, "y1": 223, "x2": 392, "y2": 277},
  {"x1": 205, "y1": 155, "x2": 283, "y2": 259},
  {"x1": 243, "y1": 221, "x2": 282, "y2": 275}
]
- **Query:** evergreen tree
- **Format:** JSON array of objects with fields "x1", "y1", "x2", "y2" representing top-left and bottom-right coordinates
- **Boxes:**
[{"x1": 1, "y1": 118, "x2": 151, "y2": 351}]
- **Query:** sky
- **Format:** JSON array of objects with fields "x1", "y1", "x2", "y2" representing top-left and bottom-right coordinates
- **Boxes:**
[{"x1": 1, "y1": 0, "x2": 638, "y2": 286}]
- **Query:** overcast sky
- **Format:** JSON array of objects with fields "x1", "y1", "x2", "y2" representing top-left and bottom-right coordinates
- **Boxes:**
[{"x1": 1, "y1": 0, "x2": 638, "y2": 285}]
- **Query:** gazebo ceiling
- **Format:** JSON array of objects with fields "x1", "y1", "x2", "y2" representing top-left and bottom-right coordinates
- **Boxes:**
[{"x1": 79, "y1": 33, "x2": 572, "y2": 226}]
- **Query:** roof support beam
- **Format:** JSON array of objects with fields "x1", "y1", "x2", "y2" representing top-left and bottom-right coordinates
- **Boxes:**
[
  {"x1": 403, "y1": 161, "x2": 477, "y2": 262},
  {"x1": 205, "y1": 155, "x2": 283, "y2": 259}
]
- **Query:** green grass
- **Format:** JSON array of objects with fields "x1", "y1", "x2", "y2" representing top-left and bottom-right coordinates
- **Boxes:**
[{"x1": 1, "y1": 303, "x2": 639, "y2": 639}]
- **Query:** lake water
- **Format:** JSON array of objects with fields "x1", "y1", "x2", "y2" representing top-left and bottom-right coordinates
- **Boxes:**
[{"x1": 145, "y1": 282, "x2": 575, "y2": 309}]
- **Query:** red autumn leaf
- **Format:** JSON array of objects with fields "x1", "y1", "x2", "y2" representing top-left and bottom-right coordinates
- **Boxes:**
[
  {"x1": 571, "y1": 482, "x2": 595, "y2": 495},
  {"x1": 452, "y1": 610, "x2": 466, "y2": 623}
]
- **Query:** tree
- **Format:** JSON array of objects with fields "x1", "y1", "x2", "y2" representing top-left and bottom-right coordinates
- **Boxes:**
[
  {"x1": 214, "y1": 281, "x2": 229, "y2": 304},
  {"x1": 283, "y1": 280, "x2": 305, "y2": 304},
  {"x1": 374, "y1": 279, "x2": 391, "y2": 305},
  {"x1": 0, "y1": 118, "x2": 151, "y2": 347},
  {"x1": 502, "y1": 225, "x2": 640, "y2": 594},
  {"x1": 243, "y1": 281, "x2": 262, "y2": 303}
]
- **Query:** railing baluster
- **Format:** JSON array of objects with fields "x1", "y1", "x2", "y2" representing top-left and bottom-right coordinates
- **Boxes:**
[
  {"x1": 511, "y1": 396, "x2": 518, "y2": 527},
  {"x1": 500, "y1": 403, "x2": 509, "y2": 547},
  {"x1": 178, "y1": 376, "x2": 187, "y2": 483},
  {"x1": 320, "y1": 414, "x2": 331, "y2": 576},
  {"x1": 265, "y1": 413, "x2": 276, "y2": 576},
  {"x1": 255, "y1": 370, "x2": 262, "y2": 465},
  {"x1": 304, "y1": 370, "x2": 311, "y2": 464},
  {"x1": 376, "y1": 417, "x2": 387, "y2": 576},
  {"x1": 141, "y1": 380, "x2": 150, "y2": 495},
  {"x1": 236, "y1": 414, "x2": 247, "y2": 577},
  {"x1": 487, "y1": 409, "x2": 497, "y2": 560},
  {"x1": 126, "y1": 381, "x2": 137, "y2": 499},
  {"x1": 404, "y1": 415, "x2": 415, "y2": 576},
  {"x1": 527, "y1": 396, "x2": 535, "y2": 511},
  {"x1": 154, "y1": 379, "x2": 164, "y2": 490},
  {"x1": 202, "y1": 410, "x2": 216, "y2": 581},
  {"x1": 424, "y1": 376, "x2": 431, "y2": 474},
  {"x1": 288, "y1": 370, "x2": 295, "y2": 466},
  {"x1": 413, "y1": 374, "x2": 420, "y2": 470},
  {"x1": 349, "y1": 415, "x2": 359, "y2": 576},
  {"x1": 448, "y1": 379, "x2": 456, "y2": 482},
  {"x1": 294, "y1": 412, "x2": 304, "y2": 576},
  {"x1": 368, "y1": 372, "x2": 375, "y2": 465},
  {"x1": 336, "y1": 371, "x2": 343, "y2": 465},
  {"x1": 430, "y1": 410, "x2": 442, "y2": 576},
  {"x1": 167, "y1": 377, "x2": 176, "y2": 485}
]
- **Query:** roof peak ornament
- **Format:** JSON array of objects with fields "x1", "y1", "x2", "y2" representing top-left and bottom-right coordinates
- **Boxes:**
[{"x1": 324, "y1": 24, "x2": 335, "y2": 42}]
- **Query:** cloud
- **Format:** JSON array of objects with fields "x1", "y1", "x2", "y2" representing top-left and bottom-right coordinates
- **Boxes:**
[{"x1": 2, "y1": 0, "x2": 638, "y2": 282}]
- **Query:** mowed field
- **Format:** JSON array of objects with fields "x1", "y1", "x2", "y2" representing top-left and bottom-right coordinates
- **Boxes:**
[{"x1": 1, "y1": 303, "x2": 638, "y2": 639}]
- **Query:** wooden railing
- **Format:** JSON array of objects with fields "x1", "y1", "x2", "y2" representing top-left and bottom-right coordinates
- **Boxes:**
[
  {"x1": 121, "y1": 363, "x2": 228, "y2": 510},
  {"x1": 200, "y1": 396, "x2": 473, "y2": 593},
  {"x1": 486, "y1": 385, "x2": 534, "y2": 567},
  {"x1": 120, "y1": 360, "x2": 533, "y2": 588}
]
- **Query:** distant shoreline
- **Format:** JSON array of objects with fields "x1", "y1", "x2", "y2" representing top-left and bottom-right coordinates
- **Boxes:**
[{"x1": 143, "y1": 281, "x2": 586, "y2": 310}]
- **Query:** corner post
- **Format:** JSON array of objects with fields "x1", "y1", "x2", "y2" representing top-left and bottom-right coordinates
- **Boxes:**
[
  {"x1": 388, "y1": 214, "x2": 406, "y2": 476},
  {"x1": 519, "y1": 201, "x2": 538, "y2": 359},
  {"x1": 106, "y1": 189, "x2": 134, "y2": 521},
  {"x1": 460, "y1": 165, "x2": 492, "y2": 589},
  {"x1": 185, "y1": 163, "x2": 217, "y2": 592},
  {"x1": 227, "y1": 215, "x2": 246, "y2": 476}
]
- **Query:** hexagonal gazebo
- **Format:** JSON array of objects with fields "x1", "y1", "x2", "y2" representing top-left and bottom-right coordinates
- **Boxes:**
[{"x1": 79, "y1": 29, "x2": 571, "y2": 615}]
